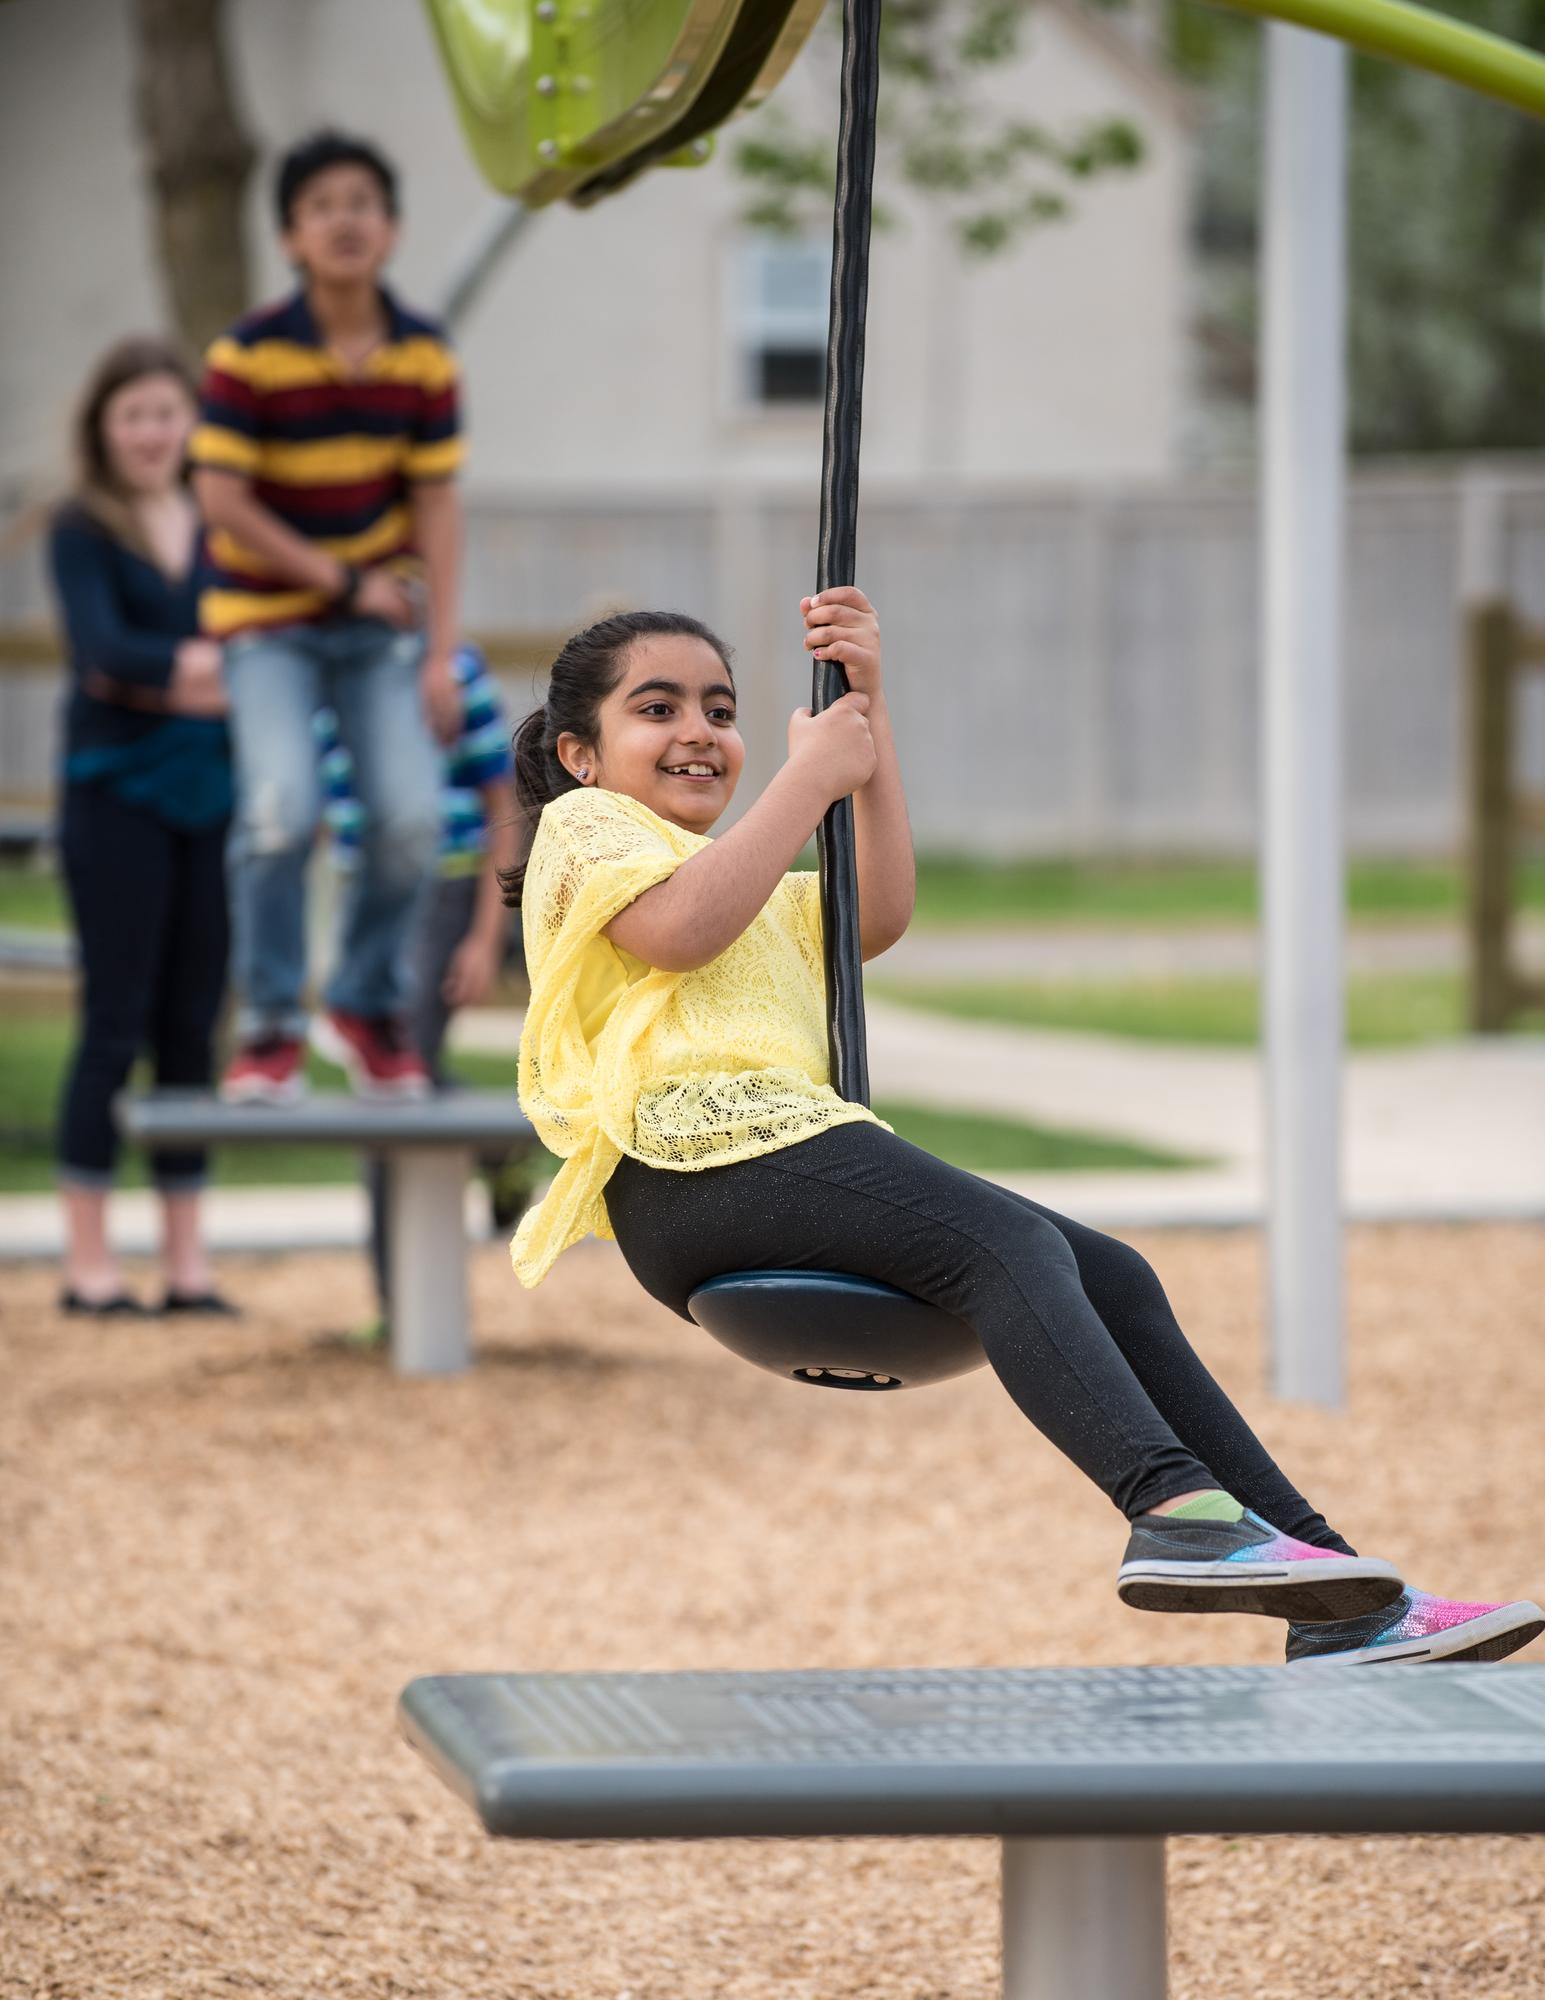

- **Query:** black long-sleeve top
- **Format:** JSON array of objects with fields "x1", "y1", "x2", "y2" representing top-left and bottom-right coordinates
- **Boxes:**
[{"x1": 47, "y1": 501, "x2": 230, "y2": 827}]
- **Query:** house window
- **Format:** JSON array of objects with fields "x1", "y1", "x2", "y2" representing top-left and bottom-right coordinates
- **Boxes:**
[{"x1": 741, "y1": 240, "x2": 829, "y2": 407}]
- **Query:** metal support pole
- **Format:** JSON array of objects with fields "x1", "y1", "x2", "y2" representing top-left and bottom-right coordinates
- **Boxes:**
[
  {"x1": 1459, "y1": 475, "x2": 1515, "y2": 1033},
  {"x1": 1466, "y1": 602, "x2": 1517, "y2": 1032},
  {"x1": 1261, "y1": 23, "x2": 1348, "y2": 1407},
  {"x1": 1213, "y1": 0, "x2": 1545, "y2": 122},
  {"x1": 387, "y1": 1145, "x2": 472, "y2": 1377},
  {"x1": 437, "y1": 199, "x2": 536, "y2": 335},
  {"x1": 1001, "y1": 1837, "x2": 1167, "y2": 2000}
]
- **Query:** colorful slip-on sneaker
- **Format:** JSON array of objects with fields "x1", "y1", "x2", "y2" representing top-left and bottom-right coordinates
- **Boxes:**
[
  {"x1": 1286, "y1": 1588, "x2": 1545, "y2": 1666},
  {"x1": 1117, "y1": 1509, "x2": 1404, "y2": 1621}
]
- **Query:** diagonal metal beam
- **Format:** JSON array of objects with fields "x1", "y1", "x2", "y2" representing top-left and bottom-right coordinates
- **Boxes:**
[{"x1": 1210, "y1": 0, "x2": 1545, "y2": 120}]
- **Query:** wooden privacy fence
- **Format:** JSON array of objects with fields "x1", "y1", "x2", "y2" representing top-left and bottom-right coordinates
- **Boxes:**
[
  {"x1": 0, "y1": 622, "x2": 568, "y2": 675},
  {"x1": 1467, "y1": 601, "x2": 1545, "y2": 1031},
  {"x1": 9, "y1": 465, "x2": 1545, "y2": 855},
  {"x1": 0, "y1": 625, "x2": 569, "y2": 824},
  {"x1": 0, "y1": 623, "x2": 60, "y2": 831}
]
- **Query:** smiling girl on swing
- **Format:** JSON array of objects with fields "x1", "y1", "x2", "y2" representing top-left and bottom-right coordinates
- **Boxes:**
[{"x1": 505, "y1": 587, "x2": 1542, "y2": 1669}]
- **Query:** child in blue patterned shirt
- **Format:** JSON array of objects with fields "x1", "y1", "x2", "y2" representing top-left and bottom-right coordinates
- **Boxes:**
[
  {"x1": 317, "y1": 642, "x2": 519, "y2": 1051},
  {"x1": 315, "y1": 643, "x2": 526, "y2": 1328}
]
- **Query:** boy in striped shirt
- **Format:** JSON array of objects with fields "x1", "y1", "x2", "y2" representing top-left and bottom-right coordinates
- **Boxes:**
[{"x1": 192, "y1": 130, "x2": 463, "y2": 1102}]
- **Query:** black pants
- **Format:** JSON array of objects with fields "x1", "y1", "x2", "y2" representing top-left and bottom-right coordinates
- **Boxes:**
[
  {"x1": 57, "y1": 782, "x2": 230, "y2": 1188},
  {"x1": 606, "y1": 1123, "x2": 1353, "y2": 1544}
]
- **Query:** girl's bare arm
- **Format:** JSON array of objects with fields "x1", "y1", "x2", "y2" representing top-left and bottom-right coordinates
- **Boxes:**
[{"x1": 605, "y1": 700, "x2": 874, "y2": 973}]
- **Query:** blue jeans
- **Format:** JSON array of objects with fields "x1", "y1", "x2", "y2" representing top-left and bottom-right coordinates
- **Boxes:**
[{"x1": 225, "y1": 619, "x2": 440, "y2": 1040}]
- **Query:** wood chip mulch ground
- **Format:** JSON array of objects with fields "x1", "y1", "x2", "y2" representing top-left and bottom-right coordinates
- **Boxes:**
[{"x1": 3, "y1": 1222, "x2": 1543, "y2": 1999}]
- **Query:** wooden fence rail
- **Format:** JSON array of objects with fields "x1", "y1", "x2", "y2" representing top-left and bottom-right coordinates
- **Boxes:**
[
  {"x1": 0, "y1": 624, "x2": 570, "y2": 673},
  {"x1": 0, "y1": 626, "x2": 569, "y2": 823},
  {"x1": 1467, "y1": 602, "x2": 1545, "y2": 1031}
]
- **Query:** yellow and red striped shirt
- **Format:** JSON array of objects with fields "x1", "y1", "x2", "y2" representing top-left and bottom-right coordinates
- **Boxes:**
[{"x1": 190, "y1": 287, "x2": 463, "y2": 638}]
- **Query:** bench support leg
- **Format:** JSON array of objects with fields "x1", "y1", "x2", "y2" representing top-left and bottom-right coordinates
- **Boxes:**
[
  {"x1": 1001, "y1": 1836, "x2": 1166, "y2": 2000},
  {"x1": 386, "y1": 1145, "x2": 472, "y2": 1377}
]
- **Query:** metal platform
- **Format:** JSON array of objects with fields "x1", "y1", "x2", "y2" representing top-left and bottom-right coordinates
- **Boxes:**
[
  {"x1": 119, "y1": 1089, "x2": 534, "y2": 1376},
  {"x1": 118, "y1": 1088, "x2": 530, "y2": 1152},
  {"x1": 400, "y1": 1663, "x2": 1545, "y2": 1998}
]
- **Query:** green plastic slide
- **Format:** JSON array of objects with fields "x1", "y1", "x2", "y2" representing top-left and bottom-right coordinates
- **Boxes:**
[
  {"x1": 422, "y1": 0, "x2": 824, "y2": 206},
  {"x1": 423, "y1": 0, "x2": 1545, "y2": 208}
]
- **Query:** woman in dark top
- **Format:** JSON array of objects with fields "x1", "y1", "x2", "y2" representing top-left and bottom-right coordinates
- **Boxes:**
[{"x1": 48, "y1": 337, "x2": 235, "y2": 1315}]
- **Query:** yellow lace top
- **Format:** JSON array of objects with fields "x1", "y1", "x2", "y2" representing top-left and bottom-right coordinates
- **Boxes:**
[{"x1": 511, "y1": 786, "x2": 883, "y2": 1285}]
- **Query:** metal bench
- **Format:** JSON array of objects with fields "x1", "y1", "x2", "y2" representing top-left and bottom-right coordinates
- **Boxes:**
[
  {"x1": 117, "y1": 1089, "x2": 535, "y2": 1376},
  {"x1": 399, "y1": 1662, "x2": 1545, "y2": 1999}
]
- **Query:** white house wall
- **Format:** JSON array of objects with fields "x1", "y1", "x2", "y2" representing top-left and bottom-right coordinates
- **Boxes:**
[{"x1": 0, "y1": 0, "x2": 1190, "y2": 496}]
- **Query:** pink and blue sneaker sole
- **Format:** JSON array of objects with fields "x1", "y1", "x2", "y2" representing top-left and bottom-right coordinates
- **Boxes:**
[
  {"x1": 1117, "y1": 1508, "x2": 1404, "y2": 1622},
  {"x1": 1286, "y1": 1588, "x2": 1545, "y2": 1665}
]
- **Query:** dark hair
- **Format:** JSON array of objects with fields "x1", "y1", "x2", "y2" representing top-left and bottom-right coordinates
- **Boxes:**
[
  {"x1": 503, "y1": 610, "x2": 734, "y2": 906},
  {"x1": 70, "y1": 335, "x2": 198, "y2": 557},
  {"x1": 275, "y1": 130, "x2": 399, "y2": 229}
]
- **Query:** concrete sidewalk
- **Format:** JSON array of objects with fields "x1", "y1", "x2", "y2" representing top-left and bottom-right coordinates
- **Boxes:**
[
  {"x1": 447, "y1": 998, "x2": 1545, "y2": 1228},
  {"x1": 862, "y1": 999, "x2": 1545, "y2": 1227},
  {"x1": 0, "y1": 1181, "x2": 493, "y2": 1262}
]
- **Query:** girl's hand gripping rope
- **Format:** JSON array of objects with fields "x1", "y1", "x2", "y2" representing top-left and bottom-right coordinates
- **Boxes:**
[
  {"x1": 788, "y1": 692, "x2": 876, "y2": 804},
  {"x1": 801, "y1": 586, "x2": 882, "y2": 696}
]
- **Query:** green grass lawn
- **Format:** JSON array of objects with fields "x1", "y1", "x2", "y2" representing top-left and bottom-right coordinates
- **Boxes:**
[
  {"x1": 874, "y1": 971, "x2": 1545, "y2": 1048},
  {"x1": 0, "y1": 1007, "x2": 429, "y2": 1191},
  {"x1": 909, "y1": 854, "x2": 1545, "y2": 928},
  {"x1": 868, "y1": 1100, "x2": 1196, "y2": 1172},
  {"x1": 0, "y1": 996, "x2": 1196, "y2": 1193},
  {"x1": 7, "y1": 853, "x2": 1545, "y2": 938},
  {"x1": 0, "y1": 860, "x2": 68, "y2": 933}
]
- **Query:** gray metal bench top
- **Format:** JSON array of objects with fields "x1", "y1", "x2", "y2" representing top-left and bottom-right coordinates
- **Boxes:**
[
  {"x1": 400, "y1": 1664, "x2": 1545, "y2": 1998},
  {"x1": 118, "y1": 1087, "x2": 527, "y2": 1148},
  {"x1": 118, "y1": 1089, "x2": 534, "y2": 1377}
]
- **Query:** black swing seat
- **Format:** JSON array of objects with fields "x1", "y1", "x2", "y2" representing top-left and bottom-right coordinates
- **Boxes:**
[{"x1": 687, "y1": 1269, "x2": 986, "y2": 1390}]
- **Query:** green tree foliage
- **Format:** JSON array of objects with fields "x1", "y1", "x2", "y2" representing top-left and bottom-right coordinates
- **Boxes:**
[
  {"x1": 733, "y1": 0, "x2": 1146, "y2": 256},
  {"x1": 1348, "y1": 1, "x2": 1545, "y2": 451},
  {"x1": 1165, "y1": 0, "x2": 1545, "y2": 454}
]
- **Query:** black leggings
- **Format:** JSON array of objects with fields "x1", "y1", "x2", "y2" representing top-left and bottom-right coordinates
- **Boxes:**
[
  {"x1": 605, "y1": 1123, "x2": 1353, "y2": 1546},
  {"x1": 57, "y1": 782, "x2": 230, "y2": 1189}
]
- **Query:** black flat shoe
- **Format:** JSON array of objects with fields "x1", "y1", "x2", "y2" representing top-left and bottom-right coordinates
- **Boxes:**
[
  {"x1": 59, "y1": 1289, "x2": 151, "y2": 1317},
  {"x1": 159, "y1": 1290, "x2": 242, "y2": 1317}
]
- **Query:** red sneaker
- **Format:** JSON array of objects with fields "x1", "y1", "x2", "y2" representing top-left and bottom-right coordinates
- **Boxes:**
[
  {"x1": 220, "y1": 1035, "x2": 306, "y2": 1105},
  {"x1": 310, "y1": 1009, "x2": 430, "y2": 1099}
]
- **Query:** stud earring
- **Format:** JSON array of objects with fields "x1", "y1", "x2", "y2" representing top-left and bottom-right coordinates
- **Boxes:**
[{"x1": 578, "y1": 768, "x2": 591, "y2": 782}]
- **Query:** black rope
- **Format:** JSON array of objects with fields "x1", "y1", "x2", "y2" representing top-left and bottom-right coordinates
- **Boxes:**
[{"x1": 814, "y1": 0, "x2": 882, "y2": 1106}]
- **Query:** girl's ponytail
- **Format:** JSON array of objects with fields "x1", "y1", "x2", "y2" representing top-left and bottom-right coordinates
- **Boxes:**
[
  {"x1": 501, "y1": 609, "x2": 735, "y2": 906},
  {"x1": 503, "y1": 703, "x2": 579, "y2": 905}
]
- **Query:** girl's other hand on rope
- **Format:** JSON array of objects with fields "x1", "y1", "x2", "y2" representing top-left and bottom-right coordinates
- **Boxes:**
[
  {"x1": 801, "y1": 587, "x2": 882, "y2": 696},
  {"x1": 788, "y1": 691, "x2": 876, "y2": 803}
]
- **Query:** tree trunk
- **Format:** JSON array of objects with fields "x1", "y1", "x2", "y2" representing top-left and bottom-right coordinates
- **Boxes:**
[{"x1": 131, "y1": 0, "x2": 257, "y2": 356}]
